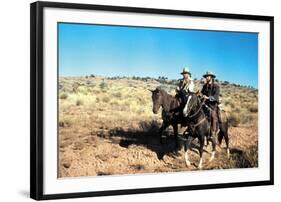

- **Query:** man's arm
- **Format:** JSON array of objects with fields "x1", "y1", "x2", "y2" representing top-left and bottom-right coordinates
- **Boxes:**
[{"x1": 209, "y1": 84, "x2": 220, "y2": 102}]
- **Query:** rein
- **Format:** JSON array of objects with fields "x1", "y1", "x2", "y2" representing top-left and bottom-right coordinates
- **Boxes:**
[
  {"x1": 193, "y1": 117, "x2": 206, "y2": 128},
  {"x1": 188, "y1": 99, "x2": 204, "y2": 119}
]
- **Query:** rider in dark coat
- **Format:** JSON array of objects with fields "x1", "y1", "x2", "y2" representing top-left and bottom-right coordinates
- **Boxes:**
[{"x1": 201, "y1": 71, "x2": 222, "y2": 136}]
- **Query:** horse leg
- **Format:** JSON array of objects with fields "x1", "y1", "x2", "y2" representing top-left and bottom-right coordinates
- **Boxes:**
[
  {"x1": 159, "y1": 122, "x2": 169, "y2": 144},
  {"x1": 224, "y1": 129, "x2": 230, "y2": 158},
  {"x1": 209, "y1": 135, "x2": 216, "y2": 162},
  {"x1": 198, "y1": 136, "x2": 204, "y2": 169},
  {"x1": 172, "y1": 124, "x2": 179, "y2": 149},
  {"x1": 217, "y1": 131, "x2": 223, "y2": 148},
  {"x1": 220, "y1": 112, "x2": 230, "y2": 158},
  {"x1": 184, "y1": 135, "x2": 194, "y2": 167},
  {"x1": 220, "y1": 122, "x2": 230, "y2": 158},
  {"x1": 204, "y1": 136, "x2": 208, "y2": 147}
]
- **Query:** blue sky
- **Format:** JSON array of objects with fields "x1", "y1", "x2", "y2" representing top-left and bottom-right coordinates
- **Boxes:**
[{"x1": 58, "y1": 23, "x2": 258, "y2": 87}]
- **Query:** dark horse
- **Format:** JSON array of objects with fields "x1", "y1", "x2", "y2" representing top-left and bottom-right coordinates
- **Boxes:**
[
  {"x1": 150, "y1": 88, "x2": 183, "y2": 149},
  {"x1": 183, "y1": 92, "x2": 230, "y2": 169}
]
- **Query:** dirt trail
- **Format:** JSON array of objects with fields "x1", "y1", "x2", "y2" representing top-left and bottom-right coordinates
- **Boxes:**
[{"x1": 59, "y1": 125, "x2": 258, "y2": 178}]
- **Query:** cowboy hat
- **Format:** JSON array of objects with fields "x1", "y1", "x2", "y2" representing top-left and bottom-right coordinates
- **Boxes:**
[
  {"x1": 203, "y1": 71, "x2": 216, "y2": 78},
  {"x1": 180, "y1": 67, "x2": 191, "y2": 76}
]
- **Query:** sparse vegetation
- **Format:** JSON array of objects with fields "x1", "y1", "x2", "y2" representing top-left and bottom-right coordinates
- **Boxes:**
[
  {"x1": 102, "y1": 96, "x2": 110, "y2": 103},
  {"x1": 59, "y1": 117, "x2": 72, "y2": 127},
  {"x1": 249, "y1": 105, "x2": 258, "y2": 113},
  {"x1": 113, "y1": 92, "x2": 122, "y2": 98},
  {"x1": 76, "y1": 98, "x2": 84, "y2": 106},
  {"x1": 99, "y1": 81, "x2": 108, "y2": 90},
  {"x1": 222, "y1": 145, "x2": 258, "y2": 168},
  {"x1": 59, "y1": 75, "x2": 258, "y2": 178},
  {"x1": 228, "y1": 112, "x2": 241, "y2": 127},
  {"x1": 59, "y1": 93, "x2": 68, "y2": 99}
]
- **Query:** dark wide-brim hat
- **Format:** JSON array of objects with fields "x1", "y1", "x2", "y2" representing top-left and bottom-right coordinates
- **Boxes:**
[
  {"x1": 203, "y1": 71, "x2": 216, "y2": 78},
  {"x1": 180, "y1": 67, "x2": 191, "y2": 76}
]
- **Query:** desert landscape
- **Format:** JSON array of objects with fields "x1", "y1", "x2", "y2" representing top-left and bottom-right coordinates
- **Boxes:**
[{"x1": 58, "y1": 75, "x2": 258, "y2": 178}]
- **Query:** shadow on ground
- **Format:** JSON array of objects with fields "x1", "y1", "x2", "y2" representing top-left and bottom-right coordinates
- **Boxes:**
[
  {"x1": 230, "y1": 146, "x2": 258, "y2": 168},
  {"x1": 98, "y1": 120, "x2": 185, "y2": 160},
  {"x1": 97, "y1": 120, "x2": 258, "y2": 169}
]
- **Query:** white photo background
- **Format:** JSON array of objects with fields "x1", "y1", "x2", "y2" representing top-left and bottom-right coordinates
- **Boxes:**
[{"x1": 43, "y1": 7, "x2": 270, "y2": 195}]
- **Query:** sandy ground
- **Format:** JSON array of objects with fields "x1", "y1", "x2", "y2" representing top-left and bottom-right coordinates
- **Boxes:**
[
  {"x1": 59, "y1": 124, "x2": 258, "y2": 178},
  {"x1": 58, "y1": 76, "x2": 258, "y2": 178}
]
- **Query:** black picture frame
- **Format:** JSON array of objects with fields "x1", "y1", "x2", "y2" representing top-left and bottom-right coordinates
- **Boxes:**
[{"x1": 30, "y1": 1, "x2": 274, "y2": 200}]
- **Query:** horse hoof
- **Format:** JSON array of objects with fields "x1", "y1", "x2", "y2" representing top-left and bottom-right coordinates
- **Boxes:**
[
  {"x1": 209, "y1": 151, "x2": 215, "y2": 162},
  {"x1": 185, "y1": 152, "x2": 191, "y2": 167},
  {"x1": 185, "y1": 160, "x2": 191, "y2": 167},
  {"x1": 227, "y1": 149, "x2": 230, "y2": 158}
]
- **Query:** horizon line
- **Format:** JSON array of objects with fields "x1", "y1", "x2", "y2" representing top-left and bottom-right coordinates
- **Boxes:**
[{"x1": 59, "y1": 74, "x2": 258, "y2": 89}]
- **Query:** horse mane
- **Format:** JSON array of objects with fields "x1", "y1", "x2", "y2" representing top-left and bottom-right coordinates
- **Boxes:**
[
  {"x1": 155, "y1": 87, "x2": 180, "y2": 113},
  {"x1": 156, "y1": 87, "x2": 174, "y2": 99},
  {"x1": 188, "y1": 93, "x2": 205, "y2": 120}
]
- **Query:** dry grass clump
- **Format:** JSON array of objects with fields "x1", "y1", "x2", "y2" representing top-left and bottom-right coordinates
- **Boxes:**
[
  {"x1": 113, "y1": 92, "x2": 122, "y2": 98},
  {"x1": 229, "y1": 145, "x2": 258, "y2": 168},
  {"x1": 76, "y1": 98, "x2": 84, "y2": 106},
  {"x1": 240, "y1": 112, "x2": 255, "y2": 125},
  {"x1": 61, "y1": 93, "x2": 96, "y2": 108},
  {"x1": 102, "y1": 96, "x2": 110, "y2": 103},
  {"x1": 209, "y1": 144, "x2": 258, "y2": 169},
  {"x1": 59, "y1": 116, "x2": 73, "y2": 127},
  {"x1": 223, "y1": 99, "x2": 235, "y2": 108},
  {"x1": 249, "y1": 105, "x2": 258, "y2": 113},
  {"x1": 99, "y1": 81, "x2": 108, "y2": 90},
  {"x1": 59, "y1": 93, "x2": 68, "y2": 99},
  {"x1": 220, "y1": 85, "x2": 258, "y2": 127},
  {"x1": 228, "y1": 112, "x2": 241, "y2": 127}
]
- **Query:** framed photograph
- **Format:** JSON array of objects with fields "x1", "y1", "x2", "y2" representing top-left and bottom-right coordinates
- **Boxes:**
[{"x1": 30, "y1": 1, "x2": 274, "y2": 200}]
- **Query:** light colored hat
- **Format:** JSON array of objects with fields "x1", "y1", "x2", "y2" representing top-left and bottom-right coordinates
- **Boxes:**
[
  {"x1": 180, "y1": 67, "x2": 191, "y2": 76},
  {"x1": 203, "y1": 71, "x2": 216, "y2": 78}
]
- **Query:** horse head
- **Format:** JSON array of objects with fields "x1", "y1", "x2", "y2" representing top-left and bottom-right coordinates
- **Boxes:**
[{"x1": 149, "y1": 88, "x2": 163, "y2": 114}]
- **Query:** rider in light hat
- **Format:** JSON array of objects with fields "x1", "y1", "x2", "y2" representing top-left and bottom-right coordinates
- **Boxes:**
[{"x1": 176, "y1": 67, "x2": 195, "y2": 117}]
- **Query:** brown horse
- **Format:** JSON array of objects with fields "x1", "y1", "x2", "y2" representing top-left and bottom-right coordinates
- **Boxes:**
[
  {"x1": 183, "y1": 92, "x2": 230, "y2": 169},
  {"x1": 150, "y1": 88, "x2": 184, "y2": 149}
]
